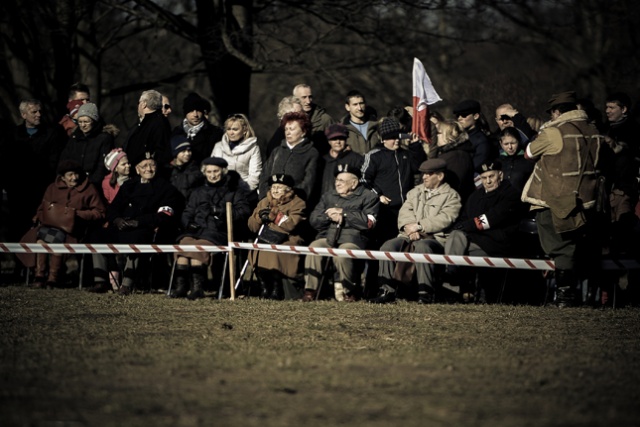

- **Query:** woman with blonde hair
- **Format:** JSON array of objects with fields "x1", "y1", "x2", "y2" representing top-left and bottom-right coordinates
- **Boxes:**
[{"x1": 211, "y1": 113, "x2": 262, "y2": 205}]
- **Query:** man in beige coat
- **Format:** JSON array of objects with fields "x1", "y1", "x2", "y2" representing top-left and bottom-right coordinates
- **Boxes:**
[{"x1": 370, "y1": 158, "x2": 462, "y2": 304}]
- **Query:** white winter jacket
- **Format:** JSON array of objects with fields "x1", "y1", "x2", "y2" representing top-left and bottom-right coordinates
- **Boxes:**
[{"x1": 211, "y1": 135, "x2": 262, "y2": 191}]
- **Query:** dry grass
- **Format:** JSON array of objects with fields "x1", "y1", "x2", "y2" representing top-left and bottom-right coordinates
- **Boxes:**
[{"x1": 1, "y1": 286, "x2": 639, "y2": 427}]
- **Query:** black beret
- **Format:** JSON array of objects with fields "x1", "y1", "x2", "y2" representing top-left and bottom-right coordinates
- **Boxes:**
[{"x1": 202, "y1": 157, "x2": 228, "y2": 168}]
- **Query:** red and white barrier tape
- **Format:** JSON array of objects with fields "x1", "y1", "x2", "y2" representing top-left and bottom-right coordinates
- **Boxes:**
[{"x1": 2, "y1": 242, "x2": 639, "y2": 271}]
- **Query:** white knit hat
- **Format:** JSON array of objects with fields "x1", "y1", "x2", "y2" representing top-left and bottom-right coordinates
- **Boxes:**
[{"x1": 77, "y1": 102, "x2": 99, "y2": 122}]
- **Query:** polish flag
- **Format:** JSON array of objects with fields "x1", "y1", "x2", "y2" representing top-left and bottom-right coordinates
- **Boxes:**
[{"x1": 412, "y1": 57, "x2": 442, "y2": 144}]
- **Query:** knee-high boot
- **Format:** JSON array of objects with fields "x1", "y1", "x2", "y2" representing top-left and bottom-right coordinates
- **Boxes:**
[
  {"x1": 33, "y1": 253, "x2": 48, "y2": 287},
  {"x1": 188, "y1": 266, "x2": 207, "y2": 300},
  {"x1": 47, "y1": 255, "x2": 63, "y2": 287}
]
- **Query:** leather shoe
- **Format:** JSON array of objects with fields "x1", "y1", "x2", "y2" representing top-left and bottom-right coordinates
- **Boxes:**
[
  {"x1": 368, "y1": 288, "x2": 396, "y2": 304},
  {"x1": 117, "y1": 285, "x2": 132, "y2": 296},
  {"x1": 417, "y1": 292, "x2": 435, "y2": 304}
]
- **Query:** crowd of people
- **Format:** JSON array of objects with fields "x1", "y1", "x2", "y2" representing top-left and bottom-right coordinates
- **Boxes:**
[{"x1": 1, "y1": 83, "x2": 639, "y2": 307}]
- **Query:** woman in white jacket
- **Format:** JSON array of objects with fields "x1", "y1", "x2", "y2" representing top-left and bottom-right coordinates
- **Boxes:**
[{"x1": 211, "y1": 113, "x2": 262, "y2": 205}]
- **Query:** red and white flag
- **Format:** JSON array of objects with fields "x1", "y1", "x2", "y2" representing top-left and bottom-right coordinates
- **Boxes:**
[{"x1": 412, "y1": 57, "x2": 442, "y2": 144}]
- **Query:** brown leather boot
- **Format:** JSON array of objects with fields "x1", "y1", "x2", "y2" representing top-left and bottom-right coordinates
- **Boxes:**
[
  {"x1": 46, "y1": 255, "x2": 63, "y2": 288},
  {"x1": 32, "y1": 253, "x2": 48, "y2": 288}
]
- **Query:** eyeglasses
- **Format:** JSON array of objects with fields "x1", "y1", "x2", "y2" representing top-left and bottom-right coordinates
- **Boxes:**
[
  {"x1": 455, "y1": 112, "x2": 473, "y2": 119},
  {"x1": 496, "y1": 115, "x2": 511, "y2": 122},
  {"x1": 228, "y1": 114, "x2": 244, "y2": 119},
  {"x1": 163, "y1": 104, "x2": 171, "y2": 110}
]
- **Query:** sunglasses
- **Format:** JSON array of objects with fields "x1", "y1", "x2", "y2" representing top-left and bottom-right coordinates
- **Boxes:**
[
  {"x1": 163, "y1": 104, "x2": 171, "y2": 110},
  {"x1": 496, "y1": 115, "x2": 511, "y2": 122}
]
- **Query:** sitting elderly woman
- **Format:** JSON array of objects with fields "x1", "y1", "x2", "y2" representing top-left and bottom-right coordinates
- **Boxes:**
[
  {"x1": 170, "y1": 157, "x2": 251, "y2": 300},
  {"x1": 31, "y1": 160, "x2": 105, "y2": 288},
  {"x1": 106, "y1": 152, "x2": 182, "y2": 295},
  {"x1": 248, "y1": 174, "x2": 307, "y2": 300}
]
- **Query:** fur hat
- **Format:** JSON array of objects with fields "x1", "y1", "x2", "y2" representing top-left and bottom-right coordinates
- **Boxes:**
[
  {"x1": 77, "y1": 103, "x2": 99, "y2": 122},
  {"x1": 104, "y1": 148, "x2": 127, "y2": 172},
  {"x1": 202, "y1": 157, "x2": 228, "y2": 168},
  {"x1": 183, "y1": 92, "x2": 210, "y2": 115},
  {"x1": 170, "y1": 135, "x2": 191, "y2": 157},
  {"x1": 453, "y1": 99, "x2": 481, "y2": 117},
  {"x1": 268, "y1": 174, "x2": 295, "y2": 188},
  {"x1": 325, "y1": 123, "x2": 349, "y2": 140},
  {"x1": 418, "y1": 158, "x2": 447, "y2": 174},
  {"x1": 57, "y1": 159, "x2": 84, "y2": 176},
  {"x1": 66, "y1": 100, "x2": 84, "y2": 117},
  {"x1": 378, "y1": 118, "x2": 401, "y2": 140},
  {"x1": 334, "y1": 163, "x2": 361, "y2": 179}
]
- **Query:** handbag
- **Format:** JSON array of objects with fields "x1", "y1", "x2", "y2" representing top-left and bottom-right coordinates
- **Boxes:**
[
  {"x1": 42, "y1": 202, "x2": 75, "y2": 234},
  {"x1": 258, "y1": 226, "x2": 289, "y2": 244}
]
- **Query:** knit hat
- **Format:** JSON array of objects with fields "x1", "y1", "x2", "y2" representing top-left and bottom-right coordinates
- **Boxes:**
[
  {"x1": 268, "y1": 174, "x2": 295, "y2": 188},
  {"x1": 170, "y1": 134, "x2": 191, "y2": 157},
  {"x1": 57, "y1": 159, "x2": 84, "y2": 176},
  {"x1": 418, "y1": 158, "x2": 447, "y2": 174},
  {"x1": 546, "y1": 91, "x2": 577, "y2": 113},
  {"x1": 77, "y1": 103, "x2": 99, "y2": 122},
  {"x1": 478, "y1": 160, "x2": 502, "y2": 173},
  {"x1": 378, "y1": 118, "x2": 402, "y2": 140},
  {"x1": 334, "y1": 163, "x2": 361, "y2": 179},
  {"x1": 453, "y1": 99, "x2": 481, "y2": 117},
  {"x1": 183, "y1": 92, "x2": 210, "y2": 115},
  {"x1": 66, "y1": 100, "x2": 84, "y2": 117},
  {"x1": 202, "y1": 157, "x2": 228, "y2": 168},
  {"x1": 325, "y1": 123, "x2": 349, "y2": 140},
  {"x1": 104, "y1": 148, "x2": 127, "y2": 172}
]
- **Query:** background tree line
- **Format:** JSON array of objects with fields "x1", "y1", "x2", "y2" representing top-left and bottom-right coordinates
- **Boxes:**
[{"x1": 1, "y1": 0, "x2": 638, "y2": 142}]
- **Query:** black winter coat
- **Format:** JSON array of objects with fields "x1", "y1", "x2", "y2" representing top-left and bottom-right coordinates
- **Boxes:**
[
  {"x1": 454, "y1": 180, "x2": 522, "y2": 256},
  {"x1": 259, "y1": 137, "x2": 319, "y2": 202},
  {"x1": 124, "y1": 110, "x2": 172, "y2": 171},
  {"x1": 169, "y1": 161, "x2": 204, "y2": 202},
  {"x1": 180, "y1": 171, "x2": 251, "y2": 245},
  {"x1": 107, "y1": 176, "x2": 183, "y2": 244},
  {"x1": 60, "y1": 126, "x2": 114, "y2": 187},
  {"x1": 361, "y1": 142, "x2": 426, "y2": 209},
  {"x1": 499, "y1": 150, "x2": 535, "y2": 193}
]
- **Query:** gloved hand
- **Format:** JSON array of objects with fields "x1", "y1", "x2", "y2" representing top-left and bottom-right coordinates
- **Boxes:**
[
  {"x1": 113, "y1": 218, "x2": 127, "y2": 231},
  {"x1": 125, "y1": 219, "x2": 139, "y2": 229},
  {"x1": 187, "y1": 222, "x2": 200, "y2": 232},
  {"x1": 259, "y1": 208, "x2": 272, "y2": 224}
]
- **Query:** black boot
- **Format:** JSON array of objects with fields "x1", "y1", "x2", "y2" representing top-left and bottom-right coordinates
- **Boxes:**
[
  {"x1": 169, "y1": 264, "x2": 189, "y2": 298},
  {"x1": 555, "y1": 269, "x2": 578, "y2": 308},
  {"x1": 187, "y1": 266, "x2": 206, "y2": 300},
  {"x1": 270, "y1": 279, "x2": 284, "y2": 300},
  {"x1": 257, "y1": 272, "x2": 273, "y2": 299},
  {"x1": 417, "y1": 284, "x2": 436, "y2": 304},
  {"x1": 369, "y1": 284, "x2": 397, "y2": 304}
]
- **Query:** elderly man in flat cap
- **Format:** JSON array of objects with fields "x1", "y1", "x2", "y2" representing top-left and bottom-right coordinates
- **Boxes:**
[
  {"x1": 522, "y1": 91, "x2": 604, "y2": 307},
  {"x1": 370, "y1": 158, "x2": 461, "y2": 304},
  {"x1": 445, "y1": 160, "x2": 525, "y2": 302},
  {"x1": 302, "y1": 163, "x2": 379, "y2": 302}
]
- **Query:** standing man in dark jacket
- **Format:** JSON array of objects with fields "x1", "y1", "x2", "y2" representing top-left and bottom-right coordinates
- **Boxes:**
[
  {"x1": 361, "y1": 117, "x2": 426, "y2": 247},
  {"x1": 171, "y1": 92, "x2": 223, "y2": 166},
  {"x1": 317, "y1": 123, "x2": 364, "y2": 195},
  {"x1": 303, "y1": 163, "x2": 379, "y2": 302},
  {"x1": 5, "y1": 99, "x2": 65, "y2": 241},
  {"x1": 124, "y1": 90, "x2": 172, "y2": 175},
  {"x1": 293, "y1": 84, "x2": 334, "y2": 155}
]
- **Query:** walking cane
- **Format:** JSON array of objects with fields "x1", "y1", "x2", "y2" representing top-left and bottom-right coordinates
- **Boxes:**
[
  {"x1": 316, "y1": 222, "x2": 341, "y2": 301},
  {"x1": 235, "y1": 224, "x2": 265, "y2": 291}
]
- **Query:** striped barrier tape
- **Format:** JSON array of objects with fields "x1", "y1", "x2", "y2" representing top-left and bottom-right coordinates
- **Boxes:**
[{"x1": 3, "y1": 241, "x2": 639, "y2": 271}]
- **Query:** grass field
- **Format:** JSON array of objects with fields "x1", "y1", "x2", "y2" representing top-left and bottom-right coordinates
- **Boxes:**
[{"x1": 1, "y1": 285, "x2": 639, "y2": 427}]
